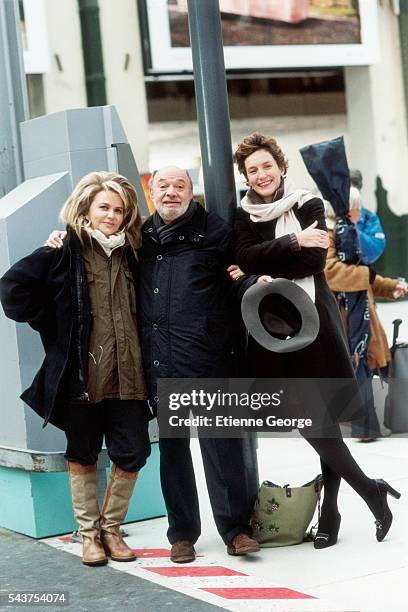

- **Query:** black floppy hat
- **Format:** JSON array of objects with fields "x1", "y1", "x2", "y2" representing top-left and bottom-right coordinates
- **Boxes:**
[{"x1": 241, "y1": 279, "x2": 320, "y2": 353}]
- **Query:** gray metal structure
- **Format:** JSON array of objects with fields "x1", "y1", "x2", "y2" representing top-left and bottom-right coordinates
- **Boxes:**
[
  {"x1": 0, "y1": 106, "x2": 164, "y2": 537},
  {"x1": 0, "y1": 106, "x2": 152, "y2": 467},
  {"x1": 0, "y1": 0, "x2": 28, "y2": 196}
]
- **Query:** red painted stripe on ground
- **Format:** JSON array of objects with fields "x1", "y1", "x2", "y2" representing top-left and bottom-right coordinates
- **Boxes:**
[
  {"x1": 145, "y1": 566, "x2": 248, "y2": 577},
  {"x1": 133, "y1": 548, "x2": 171, "y2": 557},
  {"x1": 202, "y1": 587, "x2": 316, "y2": 600},
  {"x1": 58, "y1": 536, "x2": 73, "y2": 542}
]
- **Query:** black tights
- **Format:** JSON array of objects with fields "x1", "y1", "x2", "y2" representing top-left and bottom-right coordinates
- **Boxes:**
[
  {"x1": 319, "y1": 459, "x2": 341, "y2": 526},
  {"x1": 301, "y1": 425, "x2": 382, "y2": 531}
]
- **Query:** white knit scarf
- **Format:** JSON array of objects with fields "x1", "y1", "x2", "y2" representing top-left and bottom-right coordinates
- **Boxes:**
[
  {"x1": 85, "y1": 227, "x2": 126, "y2": 257},
  {"x1": 241, "y1": 180, "x2": 316, "y2": 302}
]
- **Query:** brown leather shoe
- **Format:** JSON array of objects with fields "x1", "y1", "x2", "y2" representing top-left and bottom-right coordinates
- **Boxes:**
[
  {"x1": 227, "y1": 533, "x2": 260, "y2": 556},
  {"x1": 82, "y1": 531, "x2": 108, "y2": 566},
  {"x1": 101, "y1": 528, "x2": 137, "y2": 562},
  {"x1": 170, "y1": 540, "x2": 196, "y2": 563}
]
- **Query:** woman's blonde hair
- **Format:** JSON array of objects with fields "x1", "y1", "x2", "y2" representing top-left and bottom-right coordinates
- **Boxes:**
[{"x1": 60, "y1": 171, "x2": 143, "y2": 250}]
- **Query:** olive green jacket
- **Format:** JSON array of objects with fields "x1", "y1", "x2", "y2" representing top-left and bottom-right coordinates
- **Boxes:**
[{"x1": 82, "y1": 240, "x2": 147, "y2": 403}]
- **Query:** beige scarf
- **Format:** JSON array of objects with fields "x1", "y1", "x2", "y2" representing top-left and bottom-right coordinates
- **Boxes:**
[
  {"x1": 85, "y1": 227, "x2": 126, "y2": 257},
  {"x1": 241, "y1": 180, "x2": 316, "y2": 302}
]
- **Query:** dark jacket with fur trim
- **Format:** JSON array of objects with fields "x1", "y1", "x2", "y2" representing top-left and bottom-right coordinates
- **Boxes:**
[{"x1": 0, "y1": 229, "x2": 142, "y2": 427}]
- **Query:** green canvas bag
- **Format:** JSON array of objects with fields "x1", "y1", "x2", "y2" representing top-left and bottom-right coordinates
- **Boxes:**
[{"x1": 252, "y1": 475, "x2": 323, "y2": 547}]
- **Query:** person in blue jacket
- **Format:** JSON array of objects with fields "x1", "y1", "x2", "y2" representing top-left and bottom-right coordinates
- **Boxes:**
[{"x1": 350, "y1": 169, "x2": 386, "y2": 265}]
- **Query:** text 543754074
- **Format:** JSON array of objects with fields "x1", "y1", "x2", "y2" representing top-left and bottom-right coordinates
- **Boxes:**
[{"x1": 0, "y1": 592, "x2": 69, "y2": 606}]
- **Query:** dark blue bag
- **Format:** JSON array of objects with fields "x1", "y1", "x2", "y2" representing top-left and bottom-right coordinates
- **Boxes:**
[
  {"x1": 300, "y1": 136, "x2": 350, "y2": 217},
  {"x1": 334, "y1": 216, "x2": 362, "y2": 264}
]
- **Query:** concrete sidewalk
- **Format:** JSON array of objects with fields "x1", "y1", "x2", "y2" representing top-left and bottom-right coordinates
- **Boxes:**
[
  {"x1": 0, "y1": 527, "x2": 220, "y2": 611},
  {"x1": 1, "y1": 437, "x2": 407, "y2": 612}
]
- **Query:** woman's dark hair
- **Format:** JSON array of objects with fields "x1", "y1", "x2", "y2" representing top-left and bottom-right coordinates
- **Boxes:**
[{"x1": 234, "y1": 132, "x2": 288, "y2": 177}]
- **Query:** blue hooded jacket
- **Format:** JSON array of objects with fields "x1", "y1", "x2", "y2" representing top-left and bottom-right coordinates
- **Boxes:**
[{"x1": 357, "y1": 207, "x2": 386, "y2": 265}]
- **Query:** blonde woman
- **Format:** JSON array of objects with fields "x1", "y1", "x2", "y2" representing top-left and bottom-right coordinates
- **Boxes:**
[{"x1": 0, "y1": 172, "x2": 151, "y2": 567}]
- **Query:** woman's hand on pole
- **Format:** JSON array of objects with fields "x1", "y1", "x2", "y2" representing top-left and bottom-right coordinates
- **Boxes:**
[
  {"x1": 296, "y1": 220, "x2": 330, "y2": 249},
  {"x1": 44, "y1": 230, "x2": 67, "y2": 249}
]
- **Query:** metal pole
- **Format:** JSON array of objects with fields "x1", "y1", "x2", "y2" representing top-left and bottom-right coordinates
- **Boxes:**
[
  {"x1": 0, "y1": 0, "x2": 29, "y2": 196},
  {"x1": 187, "y1": 0, "x2": 236, "y2": 225},
  {"x1": 187, "y1": 0, "x2": 259, "y2": 494}
]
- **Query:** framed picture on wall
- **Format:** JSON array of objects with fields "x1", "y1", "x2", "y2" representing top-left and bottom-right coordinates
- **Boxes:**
[{"x1": 138, "y1": 0, "x2": 379, "y2": 76}]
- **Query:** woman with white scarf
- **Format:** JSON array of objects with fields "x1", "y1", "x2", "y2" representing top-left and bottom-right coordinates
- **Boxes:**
[{"x1": 232, "y1": 132, "x2": 400, "y2": 549}]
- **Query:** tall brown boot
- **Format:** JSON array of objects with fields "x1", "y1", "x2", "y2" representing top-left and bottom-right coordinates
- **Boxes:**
[
  {"x1": 67, "y1": 462, "x2": 107, "y2": 567},
  {"x1": 100, "y1": 464, "x2": 138, "y2": 562}
]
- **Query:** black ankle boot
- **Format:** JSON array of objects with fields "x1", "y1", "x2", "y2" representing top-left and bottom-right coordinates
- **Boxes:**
[
  {"x1": 373, "y1": 479, "x2": 401, "y2": 542},
  {"x1": 314, "y1": 512, "x2": 341, "y2": 549}
]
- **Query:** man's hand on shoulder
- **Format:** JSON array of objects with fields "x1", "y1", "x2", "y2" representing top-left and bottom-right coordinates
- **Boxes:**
[{"x1": 44, "y1": 230, "x2": 67, "y2": 249}]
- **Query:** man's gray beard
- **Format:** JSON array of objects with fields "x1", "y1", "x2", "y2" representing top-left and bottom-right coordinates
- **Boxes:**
[{"x1": 160, "y1": 203, "x2": 190, "y2": 223}]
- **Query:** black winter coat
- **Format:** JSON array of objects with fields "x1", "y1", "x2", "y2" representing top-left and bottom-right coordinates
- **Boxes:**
[
  {"x1": 138, "y1": 204, "x2": 253, "y2": 407},
  {"x1": 235, "y1": 198, "x2": 361, "y2": 424},
  {"x1": 0, "y1": 229, "x2": 139, "y2": 428}
]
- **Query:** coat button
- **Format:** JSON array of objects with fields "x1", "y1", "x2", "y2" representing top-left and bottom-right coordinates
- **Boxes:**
[
  {"x1": 179, "y1": 235, "x2": 185, "y2": 240},
  {"x1": 147, "y1": 227, "x2": 153, "y2": 233},
  {"x1": 154, "y1": 396, "x2": 159, "y2": 403},
  {"x1": 157, "y1": 254, "x2": 163, "y2": 260},
  {"x1": 153, "y1": 360, "x2": 160, "y2": 366},
  {"x1": 154, "y1": 287, "x2": 159, "y2": 294},
  {"x1": 193, "y1": 237, "x2": 199, "y2": 242},
  {"x1": 153, "y1": 323, "x2": 158, "y2": 330}
]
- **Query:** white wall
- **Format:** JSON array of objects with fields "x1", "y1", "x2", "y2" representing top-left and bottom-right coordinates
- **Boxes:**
[
  {"x1": 42, "y1": 0, "x2": 87, "y2": 112},
  {"x1": 99, "y1": 0, "x2": 149, "y2": 173},
  {"x1": 148, "y1": 114, "x2": 349, "y2": 190},
  {"x1": 345, "y1": 3, "x2": 408, "y2": 214}
]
